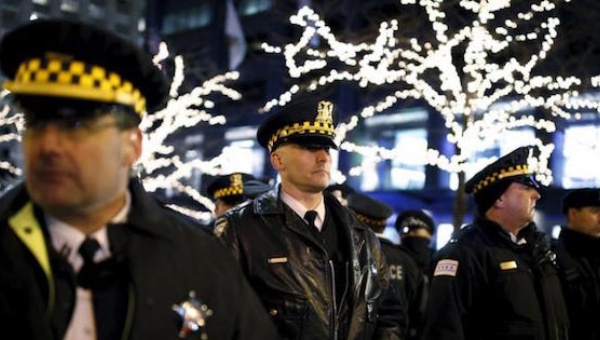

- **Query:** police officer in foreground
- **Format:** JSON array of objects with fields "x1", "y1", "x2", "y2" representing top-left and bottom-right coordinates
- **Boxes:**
[
  {"x1": 554, "y1": 188, "x2": 600, "y2": 340},
  {"x1": 347, "y1": 192, "x2": 424, "y2": 340},
  {"x1": 0, "y1": 19, "x2": 278, "y2": 339},
  {"x1": 214, "y1": 98, "x2": 405, "y2": 339},
  {"x1": 422, "y1": 146, "x2": 569, "y2": 339}
]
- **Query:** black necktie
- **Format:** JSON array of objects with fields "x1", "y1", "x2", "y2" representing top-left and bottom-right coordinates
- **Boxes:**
[
  {"x1": 305, "y1": 210, "x2": 318, "y2": 231},
  {"x1": 78, "y1": 237, "x2": 100, "y2": 289},
  {"x1": 77, "y1": 236, "x2": 128, "y2": 339}
]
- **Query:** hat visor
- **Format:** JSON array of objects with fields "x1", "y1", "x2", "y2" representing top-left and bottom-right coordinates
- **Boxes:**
[
  {"x1": 284, "y1": 134, "x2": 339, "y2": 150},
  {"x1": 513, "y1": 175, "x2": 539, "y2": 189},
  {"x1": 243, "y1": 181, "x2": 272, "y2": 198}
]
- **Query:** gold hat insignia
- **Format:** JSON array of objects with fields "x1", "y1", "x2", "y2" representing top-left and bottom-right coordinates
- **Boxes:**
[
  {"x1": 230, "y1": 174, "x2": 243, "y2": 187},
  {"x1": 315, "y1": 100, "x2": 334, "y2": 124}
]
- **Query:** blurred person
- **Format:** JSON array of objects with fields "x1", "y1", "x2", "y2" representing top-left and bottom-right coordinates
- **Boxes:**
[
  {"x1": 554, "y1": 188, "x2": 600, "y2": 340},
  {"x1": 0, "y1": 19, "x2": 278, "y2": 340},
  {"x1": 214, "y1": 98, "x2": 405, "y2": 339},
  {"x1": 422, "y1": 146, "x2": 569, "y2": 339},
  {"x1": 325, "y1": 182, "x2": 356, "y2": 207},
  {"x1": 206, "y1": 172, "x2": 271, "y2": 217},
  {"x1": 347, "y1": 192, "x2": 425, "y2": 340},
  {"x1": 395, "y1": 209, "x2": 436, "y2": 272}
]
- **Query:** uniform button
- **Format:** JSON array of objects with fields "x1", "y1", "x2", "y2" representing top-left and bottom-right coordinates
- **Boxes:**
[
  {"x1": 146, "y1": 297, "x2": 155, "y2": 306},
  {"x1": 270, "y1": 309, "x2": 278, "y2": 316}
]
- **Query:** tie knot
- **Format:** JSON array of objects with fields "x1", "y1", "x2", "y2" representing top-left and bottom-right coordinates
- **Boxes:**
[
  {"x1": 304, "y1": 210, "x2": 318, "y2": 227},
  {"x1": 79, "y1": 237, "x2": 100, "y2": 264}
]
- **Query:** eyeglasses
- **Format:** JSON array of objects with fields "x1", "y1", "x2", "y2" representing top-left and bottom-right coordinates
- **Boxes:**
[{"x1": 23, "y1": 116, "x2": 120, "y2": 141}]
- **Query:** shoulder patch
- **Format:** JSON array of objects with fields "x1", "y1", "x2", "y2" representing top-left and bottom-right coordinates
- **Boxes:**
[{"x1": 434, "y1": 259, "x2": 459, "y2": 277}]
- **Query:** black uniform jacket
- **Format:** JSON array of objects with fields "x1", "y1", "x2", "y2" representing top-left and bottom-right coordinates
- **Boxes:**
[
  {"x1": 0, "y1": 179, "x2": 279, "y2": 340},
  {"x1": 422, "y1": 218, "x2": 569, "y2": 340},
  {"x1": 554, "y1": 227, "x2": 600, "y2": 340},
  {"x1": 214, "y1": 186, "x2": 404, "y2": 340},
  {"x1": 379, "y1": 238, "x2": 425, "y2": 340}
]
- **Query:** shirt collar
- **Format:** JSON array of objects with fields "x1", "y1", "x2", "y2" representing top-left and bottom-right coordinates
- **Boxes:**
[
  {"x1": 280, "y1": 189, "x2": 326, "y2": 230},
  {"x1": 46, "y1": 191, "x2": 131, "y2": 271}
]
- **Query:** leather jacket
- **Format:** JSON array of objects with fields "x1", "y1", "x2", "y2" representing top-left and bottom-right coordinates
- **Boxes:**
[{"x1": 215, "y1": 186, "x2": 404, "y2": 339}]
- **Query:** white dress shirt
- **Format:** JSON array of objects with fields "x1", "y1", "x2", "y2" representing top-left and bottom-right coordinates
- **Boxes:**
[
  {"x1": 47, "y1": 193, "x2": 130, "y2": 340},
  {"x1": 281, "y1": 190, "x2": 326, "y2": 231}
]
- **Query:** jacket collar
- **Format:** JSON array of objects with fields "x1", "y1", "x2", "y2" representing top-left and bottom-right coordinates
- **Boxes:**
[
  {"x1": 0, "y1": 178, "x2": 176, "y2": 242},
  {"x1": 251, "y1": 184, "x2": 369, "y2": 231}
]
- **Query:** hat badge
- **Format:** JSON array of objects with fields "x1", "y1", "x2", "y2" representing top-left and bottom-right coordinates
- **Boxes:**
[
  {"x1": 315, "y1": 100, "x2": 334, "y2": 124},
  {"x1": 230, "y1": 173, "x2": 243, "y2": 188}
]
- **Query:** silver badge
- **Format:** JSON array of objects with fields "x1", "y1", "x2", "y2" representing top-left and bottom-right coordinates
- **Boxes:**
[{"x1": 172, "y1": 291, "x2": 213, "y2": 339}]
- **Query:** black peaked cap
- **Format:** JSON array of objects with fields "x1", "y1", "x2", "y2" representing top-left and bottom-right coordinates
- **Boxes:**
[
  {"x1": 562, "y1": 188, "x2": 600, "y2": 214},
  {"x1": 464, "y1": 145, "x2": 540, "y2": 213},
  {"x1": 257, "y1": 98, "x2": 339, "y2": 152},
  {"x1": 395, "y1": 209, "x2": 435, "y2": 235},
  {"x1": 0, "y1": 19, "x2": 169, "y2": 113},
  {"x1": 206, "y1": 173, "x2": 271, "y2": 200},
  {"x1": 347, "y1": 192, "x2": 393, "y2": 233}
]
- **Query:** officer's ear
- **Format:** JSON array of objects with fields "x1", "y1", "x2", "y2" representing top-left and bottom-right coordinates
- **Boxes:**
[
  {"x1": 271, "y1": 151, "x2": 284, "y2": 171},
  {"x1": 493, "y1": 195, "x2": 505, "y2": 209},
  {"x1": 122, "y1": 128, "x2": 142, "y2": 167}
]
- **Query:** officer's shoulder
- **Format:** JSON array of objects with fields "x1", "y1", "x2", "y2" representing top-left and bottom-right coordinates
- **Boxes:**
[{"x1": 435, "y1": 225, "x2": 482, "y2": 257}]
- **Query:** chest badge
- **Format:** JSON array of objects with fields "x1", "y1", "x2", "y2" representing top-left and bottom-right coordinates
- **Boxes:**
[
  {"x1": 173, "y1": 291, "x2": 213, "y2": 339},
  {"x1": 500, "y1": 260, "x2": 517, "y2": 270}
]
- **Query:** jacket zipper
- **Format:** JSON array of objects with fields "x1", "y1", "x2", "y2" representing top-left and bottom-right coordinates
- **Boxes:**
[{"x1": 328, "y1": 260, "x2": 339, "y2": 340}]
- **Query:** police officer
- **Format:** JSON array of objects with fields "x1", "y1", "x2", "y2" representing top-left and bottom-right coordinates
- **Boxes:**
[
  {"x1": 395, "y1": 209, "x2": 436, "y2": 273},
  {"x1": 214, "y1": 97, "x2": 405, "y2": 339},
  {"x1": 554, "y1": 188, "x2": 600, "y2": 340},
  {"x1": 325, "y1": 182, "x2": 356, "y2": 207},
  {"x1": 0, "y1": 19, "x2": 278, "y2": 340},
  {"x1": 206, "y1": 172, "x2": 271, "y2": 217},
  {"x1": 347, "y1": 192, "x2": 424, "y2": 340},
  {"x1": 422, "y1": 146, "x2": 569, "y2": 339}
]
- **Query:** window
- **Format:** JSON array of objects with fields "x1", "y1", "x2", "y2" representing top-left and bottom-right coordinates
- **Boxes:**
[
  {"x1": 561, "y1": 124, "x2": 600, "y2": 188},
  {"x1": 238, "y1": 0, "x2": 272, "y2": 16},
  {"x1": 162, "y1": 5, "x2": 212, "y2": 35},
  {"x1": 390, "y1": 128, "x2": 427, "y2": 190},
  {"x1": 61, "y1": 0, "x2": 79, "y2": 13},
  {"x1": 223, "y1": 126, "x2": 266, "y2": 178},
  {"x1": 357, "y1": 108, "x2": 429, "y2": 191}
]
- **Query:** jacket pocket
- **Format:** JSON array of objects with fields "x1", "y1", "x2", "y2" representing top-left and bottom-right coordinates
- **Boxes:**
[{"x1": 264, "y1": 295, "x2": 308, "y2": 339}]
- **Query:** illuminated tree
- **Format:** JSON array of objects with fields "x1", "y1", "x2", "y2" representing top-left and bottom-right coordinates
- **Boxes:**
[
  {"x1": 0, "y1": 90, "x2": 23, "y2": 189},
  {"x1": 261, "y1": 0, "x2": 600, "y2": 228}
]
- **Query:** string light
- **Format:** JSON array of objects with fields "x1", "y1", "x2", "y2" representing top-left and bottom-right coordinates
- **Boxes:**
[
  {"x1": 138, "y1": 43, "x2": 243, "y2": 215},
  {"x1": 262, "y1": 0, "x2": 594, "y2": 182}
]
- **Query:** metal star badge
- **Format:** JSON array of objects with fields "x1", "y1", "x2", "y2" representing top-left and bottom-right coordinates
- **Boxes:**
[{"x1": 172, "y1": 291, "x2": 213, "y2": 339}]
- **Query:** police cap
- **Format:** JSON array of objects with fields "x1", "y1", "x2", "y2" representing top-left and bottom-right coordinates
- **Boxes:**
[
  {"x1": 325, "y1": 183, "x2": 356, "y2": 197},
  {"x1": 206, "y1": 173, "x2": 271, "y2": 204},
  {"x1": 257, "y1": 98, "x2": 339, "y2": 152},
  {"x1": 562, "y1": 188, "x2": 600, "y2": 214},
  {"x1": 0, "y1": 19, "x2": 168, "y2": 119},
  {"x1": 347, "y1": 192, "x2": 393, "y2": 233},
  {"x1": 395, "y1": 209, "x2": 435, "y2": 236},
  {"x1": 464, "y1": 146, "x2": 540, "y2": 214}
]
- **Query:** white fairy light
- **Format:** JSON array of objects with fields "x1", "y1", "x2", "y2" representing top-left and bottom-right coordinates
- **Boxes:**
[
  {"x1": 263, "y1": 0, "x2": 595, "y2": 181},
  {"x1": 138, "y1": 43, "x2": 244, "y2": 216},
  {"x1": 0, "y1": 90, "x2": 23, "y2": 178}
]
